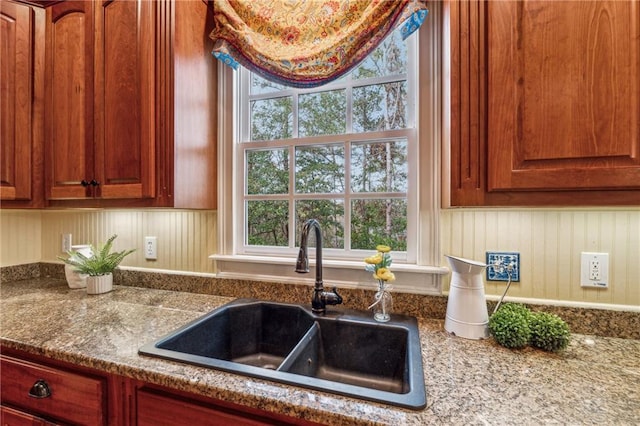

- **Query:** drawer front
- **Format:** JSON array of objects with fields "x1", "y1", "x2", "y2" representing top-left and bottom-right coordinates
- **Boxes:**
[
  {"x1": 0, "y1": 355, "x2": 105, "y2": 425},
  {"x1": 1, "y1": 405, "x2": 57, "y2": 426},
  {"x1": 136, "y1": 389, "x2": 271, "y2": 426}
]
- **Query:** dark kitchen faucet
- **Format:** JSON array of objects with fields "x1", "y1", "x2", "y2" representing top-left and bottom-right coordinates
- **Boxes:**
[{"x1": 295, "y1": 219, "x2": 342, "y2": 314}]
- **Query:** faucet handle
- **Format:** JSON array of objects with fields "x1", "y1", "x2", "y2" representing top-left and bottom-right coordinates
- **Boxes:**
[{"x1": 326, "y1": 287, "x2": 343, "y2": 306}]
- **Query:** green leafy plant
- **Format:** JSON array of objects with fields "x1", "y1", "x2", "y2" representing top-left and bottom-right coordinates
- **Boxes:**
[
  {"x1": 488, "y1": 303, "x2": 531, "y2": 349},
  {"x1": 59, "y1": 235, "x2": 135, "y2": 276},
  {"x1": 529, "y1": 311, "x2": 571, "y2": 352}
]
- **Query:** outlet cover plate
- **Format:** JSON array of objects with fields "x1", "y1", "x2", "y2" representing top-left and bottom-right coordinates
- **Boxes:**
[
  {"x1": 486, "y1": 252, "x2": 520, "y2": 282},
  {"x1": 580, "y1": 252, "x2": 609, "y2": 288}
]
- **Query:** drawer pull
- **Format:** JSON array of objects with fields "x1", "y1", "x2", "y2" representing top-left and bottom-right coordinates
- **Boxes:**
[{"x1": 28, "y1": 379, "x2": 52, "y2": 399}]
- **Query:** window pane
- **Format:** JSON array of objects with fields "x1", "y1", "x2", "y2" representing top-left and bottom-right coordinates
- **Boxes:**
[
  {"x1": 353, "y1": 81, "x2": 408, "y2": 132},
  {"x1": 351, "y1": 140, "x2": 407, "y2": 193},
  {"x1": 251, "y1": 73, "x2": 287, "y2": 95},
  {"x1": 353, "y1": 30, "x2": 407, "y2": 80},
  {"x1": 295, "y1": 145, "x2": 345, "y2": 194},
  {"x1": 351, "y1": 199, "x2": 407, "y2": 251},
  {"x1": 295, "y1": 200, "x2": 344, "y2": 249},
  {"x1": 246, "y1": 149, "x2": 289, "y2": 195},
  {"x1": 299, "y1": 90, "x2": 346, "y2": 137},
  {"x1": 251, "y1": 97, "x2": 292, "y2": 141},
  {"x1": 246, "y1": 200, "x2": 289, "y2": 246}
]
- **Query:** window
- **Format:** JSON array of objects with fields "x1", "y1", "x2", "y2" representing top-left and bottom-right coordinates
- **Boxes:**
[
  {"x1": 238, "y1": 29, "x2": 417, "y2": 263},
  {"x1": 214, "y1": 3, "x2": 445, "y2": 293}
]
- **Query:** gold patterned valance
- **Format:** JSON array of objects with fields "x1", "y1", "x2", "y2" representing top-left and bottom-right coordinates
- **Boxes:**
[{"x1": 210, "y1": 0, "x2": 428, "y2": 88}]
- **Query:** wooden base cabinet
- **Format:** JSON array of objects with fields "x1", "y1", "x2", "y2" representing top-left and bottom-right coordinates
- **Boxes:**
[
  {"x1": 0, "y1": 348, "x2": 317, "y2": 426},
  {"x1": 0, "y1": 353, "x2": 109, "y2": 425},
  {"x1": 446, "y1": 0, "x2": 640, "y2": 206},
  {"x1": 135, "y1": 386, "x2": 316, "y2": 426}
]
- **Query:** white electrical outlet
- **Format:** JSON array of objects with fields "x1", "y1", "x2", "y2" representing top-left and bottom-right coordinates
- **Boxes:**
[
  {"x1": 144, "y1": 236, "x2": 157, "y2": 260},
  {"x1": 581, "y1": 252, "x2": 609, "y2": 288},
  {"x1": 62, "y1": 234, "x2": 72, "y2": 252}
]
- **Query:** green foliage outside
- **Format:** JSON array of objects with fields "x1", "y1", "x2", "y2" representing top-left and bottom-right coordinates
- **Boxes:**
[{"x1": 245, "y1": 30, "x2": 410, "y2": 253}]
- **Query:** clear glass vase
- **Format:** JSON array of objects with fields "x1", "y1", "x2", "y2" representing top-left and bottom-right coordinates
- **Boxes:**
[{"x1": 371, "y1": 281, "x2": 393, "y2": 322}]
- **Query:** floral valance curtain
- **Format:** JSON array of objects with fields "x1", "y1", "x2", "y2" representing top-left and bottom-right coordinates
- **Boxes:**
[{"x1": 210, "y1": 0, "x2": 428, "y2": 88}]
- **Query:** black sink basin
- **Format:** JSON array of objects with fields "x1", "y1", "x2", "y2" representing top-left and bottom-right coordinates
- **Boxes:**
[
  {"x1": 153, "y1": 302, "x2": 314, "y2": 369},
  {"x1": 139, "y1": 299, "x2": 426, "y2": 409}
]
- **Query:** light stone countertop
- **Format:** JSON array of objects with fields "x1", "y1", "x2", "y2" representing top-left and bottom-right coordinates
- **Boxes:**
[{"x1": 1, "y1": 278, "x2": 639, "y2": 425}]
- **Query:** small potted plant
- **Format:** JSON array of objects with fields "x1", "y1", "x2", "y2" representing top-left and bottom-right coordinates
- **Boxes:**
[{"x1": 60, "y1": 235, "x2": 135, "y2": 294}]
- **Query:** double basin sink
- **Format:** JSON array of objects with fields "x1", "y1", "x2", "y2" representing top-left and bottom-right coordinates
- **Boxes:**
[{"x1": 139, "y1": 299, "x2": 426, "y2": 409}]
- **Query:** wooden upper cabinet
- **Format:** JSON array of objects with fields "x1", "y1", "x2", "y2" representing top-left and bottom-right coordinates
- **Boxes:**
[
  {"x1": 45, "y1": 0, "x2": 155, "y2": 201},
  {"x1": 447, "y1": 0, "x2": 640, "y2": 206},
  {"x1": 1, "y1": 1, "x2": 46, "y2": 208},
  {"x1": 1, "y1": 1, "x2": 33, "y2": 201},
  {"x1": 42, "y1": 0, "x2": 216, "y2": 208},
  {"x1": 94, "y1": 0, "x2": 155, "y2": 200},
  {"x1": 45, "y1": 0, "x2": 94, "y2": 200}
]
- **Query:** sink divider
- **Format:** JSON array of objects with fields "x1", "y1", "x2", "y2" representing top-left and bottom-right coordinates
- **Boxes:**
[{"x1": 277, "y1": 322, "x2": 320, "y2": 373}]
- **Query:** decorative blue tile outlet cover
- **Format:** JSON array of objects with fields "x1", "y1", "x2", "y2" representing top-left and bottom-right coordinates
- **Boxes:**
[{"x1": 486, "y1": 252, "x2": 520, "y2": 282}]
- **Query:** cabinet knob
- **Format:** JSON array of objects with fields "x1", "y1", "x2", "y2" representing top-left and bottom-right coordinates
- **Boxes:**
[
  {"x1": 90, "y1": 179, "x2": 100, "y2": 187},
  {"x1": 28, "y1": 379, "x2": 52, "y2": 399},
  {"x1": 81, "y1": 180, "x2": 90, "y2": 187}
]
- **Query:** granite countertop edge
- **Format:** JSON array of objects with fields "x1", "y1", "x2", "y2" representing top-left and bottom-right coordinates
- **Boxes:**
[{"x1": 2, "y1": 277, "x2": 640, "y2": 425}]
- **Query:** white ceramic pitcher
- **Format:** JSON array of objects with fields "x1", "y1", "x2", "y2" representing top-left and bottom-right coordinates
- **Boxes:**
[{"x1": 444, "y1": 255, "x2": 490, "y2": 339}]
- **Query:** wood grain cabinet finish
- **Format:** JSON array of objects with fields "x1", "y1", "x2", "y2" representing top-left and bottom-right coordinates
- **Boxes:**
[
  {"x1": 1, "y1": 405, "x2": 57, "y2": 426},
  {"x1": 446, "y1": 0, "x2": 640, "y2": 206},
  {"x1": 43, "y1": 0, "x2": 216, "y2": 208},
  {"x1": 0, "y1": 355, "x2": 106, "y2": 425},
  {"x1": 44, "y1": 0, "x2": 155, "y2": 201},
  {"x1": 1, "y1": 1, "x2": 45, "y2": 207},
  {"x1": 0, "y1": 348, "x2": 315, "y2": 426},
  {"x1": 136, "y1": 388, "x2": 285, "y2": 426}
]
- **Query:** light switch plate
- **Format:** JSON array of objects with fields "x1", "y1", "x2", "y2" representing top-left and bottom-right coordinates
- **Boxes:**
[{"x1": 144, "y1": 236, "x2": 157, "y2": 260}]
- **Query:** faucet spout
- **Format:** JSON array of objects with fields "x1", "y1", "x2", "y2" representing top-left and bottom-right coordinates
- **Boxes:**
[{"x1": 295, "y1": 219, "x2": 343, "y2": 314}]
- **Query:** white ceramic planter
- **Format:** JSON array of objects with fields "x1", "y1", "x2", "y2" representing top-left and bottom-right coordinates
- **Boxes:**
[{"x1": 86, "y1": 273, "x2": 113, "y2": 295}]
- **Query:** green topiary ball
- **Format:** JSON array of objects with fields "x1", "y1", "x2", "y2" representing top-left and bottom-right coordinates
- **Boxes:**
[
  {"x1": 488, "y1": 304, "x2": 531, "y2": 349},
  {"x1": 495, "y1": 302, "x2": 532, "y2": 318},
  {"x1": 529, "y1": 311, "x2": 571, "y2": 352}
]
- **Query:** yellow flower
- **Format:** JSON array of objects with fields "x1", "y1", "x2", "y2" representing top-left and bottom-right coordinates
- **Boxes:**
[
  {"x1": 364, "y1": 253, "x2": 383, "y2": 265},
  {"x1": 376, "y1": 245, "x2": 391, "y2": 253},
  {"x1": 374, "y1": 268, "x2": 395, "y2": 282}
]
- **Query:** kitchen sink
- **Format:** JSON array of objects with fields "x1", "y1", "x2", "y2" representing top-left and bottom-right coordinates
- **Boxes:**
[{"x1": 139, "y1": 299, "x2": 426, "y2": 409}]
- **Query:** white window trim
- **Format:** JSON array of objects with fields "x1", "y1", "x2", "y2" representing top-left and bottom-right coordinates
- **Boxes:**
[{"x1": 211, "y1": 2, "x2": 445, "y2": 294}]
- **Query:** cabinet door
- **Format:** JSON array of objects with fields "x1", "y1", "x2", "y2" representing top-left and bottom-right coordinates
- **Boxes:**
[
  {"x1": 44, "y1": 1, "x2": 94, "y2": 200},
  {"x1": 447, "y1": 0, "x2": 640, "y2": 206},
  {"x1": 487, "y1": 1, "x2": 640, "y2": 192},
  {"x1": 135, "y1": 387, "x2": 305, "y2": 426},
  {"x1": 1, "y1": 1, "x2": 32, "y2": 201},
  {"x1": 94, "y1": 0, "x2": 156, "y2": 199}
]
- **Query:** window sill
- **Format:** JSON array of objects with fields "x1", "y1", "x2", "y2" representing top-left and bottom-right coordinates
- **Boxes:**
[{"x1": 209, "y1": 254, "x2": 448, "y2": 295}]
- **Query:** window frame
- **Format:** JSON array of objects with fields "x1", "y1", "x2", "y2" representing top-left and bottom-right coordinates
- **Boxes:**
[
  {"x1": 212, "y1": 2, "x2": 446, "y2": 294},
  {"x1": 236, "y1": 34, "x2": 417, "y2": 262}
]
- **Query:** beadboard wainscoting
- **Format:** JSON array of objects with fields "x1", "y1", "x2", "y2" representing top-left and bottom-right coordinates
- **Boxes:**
[
  {"x1": 0, "y1": 209, "x2": 217, "y2": 274},
  {"x1": 2, "y1": 208, "x2": 639, "y2": 308},
  {"x1": 441, "y1": 208, "x2": 640, "y2": 307},
  {"x1": 0, "y1": 210, "x2": 42, "y2": 266}
]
